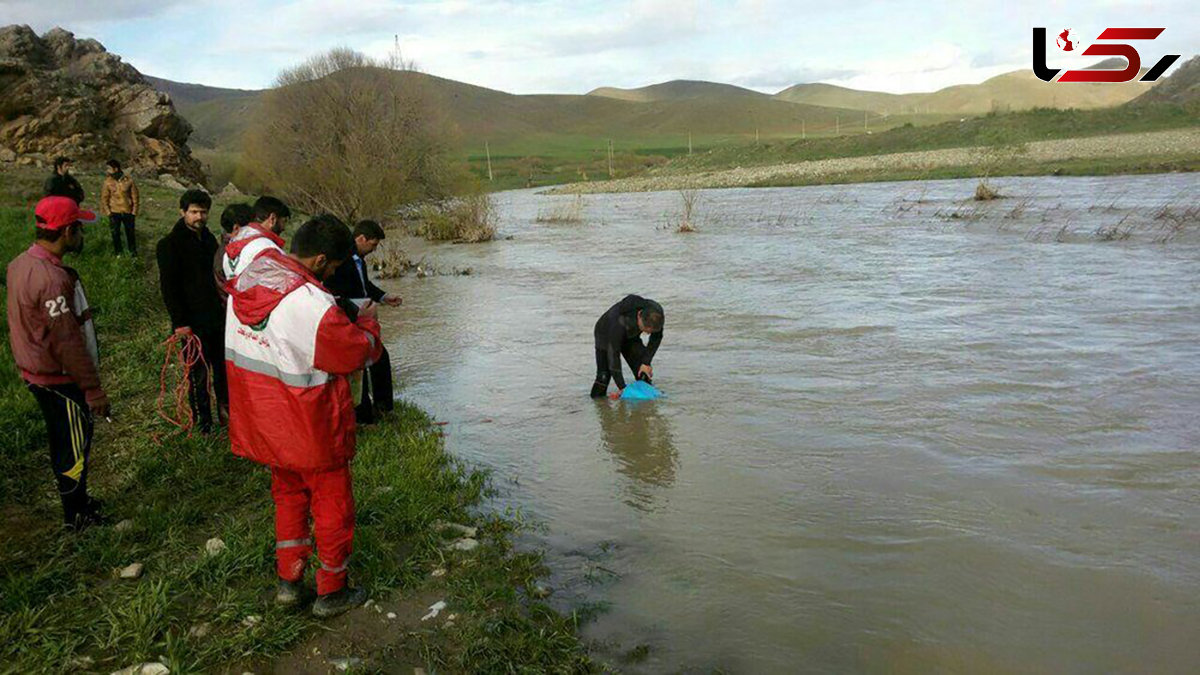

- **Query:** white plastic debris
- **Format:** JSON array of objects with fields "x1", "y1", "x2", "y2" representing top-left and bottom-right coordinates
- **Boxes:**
[
  {"x1": 420, "y1": 600, "x2": 447, "y2": 622},
  {"x1": 110, "y1": 663, "x2": 169, "y2": 675},
  {"x1": 329, "y1": 657, "x2": 363, "y2": 671},
  {"x1": 445, "y1": 538, "x2": 478, "y2": 552}
]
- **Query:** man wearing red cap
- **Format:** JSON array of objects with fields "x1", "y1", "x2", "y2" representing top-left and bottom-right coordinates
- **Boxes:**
[{"x1": 6, "y1": 197, "x2": 110, "y2": 529}]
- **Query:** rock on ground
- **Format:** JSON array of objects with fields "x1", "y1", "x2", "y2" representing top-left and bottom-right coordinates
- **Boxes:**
[{"x1": 118, "y1": 562, "x2": 144, "y2": 579}]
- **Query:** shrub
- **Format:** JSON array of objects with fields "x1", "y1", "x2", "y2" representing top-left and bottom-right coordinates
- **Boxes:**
[{"x1": 417, "y1": 193, "x2": 497, "y2": 243}]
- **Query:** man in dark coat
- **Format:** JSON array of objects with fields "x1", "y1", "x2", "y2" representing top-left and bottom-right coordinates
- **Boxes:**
[
  {"x1": 324, "y1": 220, "x2": 401, "y2": 424},
  {"x1": 156, "y1": 189, "x2": 227, "y2": 430},
  {"x1": 591, "y1": 295, "x2": 664, "y2": 399},
  {"x1": 44, "y1": 156, "x2": 86, "y2": 204}
]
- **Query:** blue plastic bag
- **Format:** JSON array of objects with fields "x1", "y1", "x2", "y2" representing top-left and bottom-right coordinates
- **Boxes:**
[{"x1": 620, "y1": 381, "x2": 665, "y2": 401}]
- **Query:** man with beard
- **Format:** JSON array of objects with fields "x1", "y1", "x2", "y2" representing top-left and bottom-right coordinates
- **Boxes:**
[
  {"x1": 43, "y1": 156, "x2": 85, "y2": 204},
  {"x1": 225, "y1": 215, "x2": 382, "y2": 617},
  {"x1": 324, "y1": 219, "x2": 402, "y2": 424},
  {"x1": 156, "y1": 189, "x2": 227, "y2": 430},
  {"x1": 99, "y1": 159, "x2": 140, "y2": 255},
  {"x1": 6, "y1": 196, "x2": 110, "y2": 529}
]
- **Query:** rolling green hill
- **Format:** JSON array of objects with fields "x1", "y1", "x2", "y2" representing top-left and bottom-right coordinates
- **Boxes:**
[
  {"x1": 774, "y1": 66, "x2": 1156, "y2": 114},
  {"x1": 587, "y1": 79, "x2": 770, "y2": 102},
  {"x1": 145, "y1": 59, "x2": 1191, "y2": 190},
  {"x1": 153, "y1": 70, "x2": 883, "y2": 156}
]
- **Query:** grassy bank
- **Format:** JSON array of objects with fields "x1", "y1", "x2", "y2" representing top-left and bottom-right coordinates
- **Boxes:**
[
  {"x1": 662, "y1": 103, "x2": 1200, "y2": 173},
  {"x1": 549, "y1": 128, "x2": 1200, "y2": 195},
  {"x1": 0, "y1": 170, "x2": 590, "y2": 673},
  {"x1": 741, "y1": 154, "x2": 1200, "y2": 189}
]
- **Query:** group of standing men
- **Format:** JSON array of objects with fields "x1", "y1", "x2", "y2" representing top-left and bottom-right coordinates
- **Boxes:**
[
  {"x1": 8, "y1": 169, "x2": 402, "y2": 617},
  {"x1": 9, "y1": 160, "x2": 668, "y2": 620}
]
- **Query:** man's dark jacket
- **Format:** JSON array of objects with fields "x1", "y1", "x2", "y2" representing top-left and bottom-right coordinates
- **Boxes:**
[
  {"x1": 325, "y1": 254, "x2": 386, "y2": 304},
  {"x1": 156, "y1": 219, "x2": 224, "y2": 332},
  {"x1": 44, "y1": 173, "x2": 86, "y2": 204}
]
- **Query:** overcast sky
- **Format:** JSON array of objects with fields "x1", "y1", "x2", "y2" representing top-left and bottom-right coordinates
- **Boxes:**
[{"x1": 3, "y1": 0, "x2": 1195, "y2": 94}]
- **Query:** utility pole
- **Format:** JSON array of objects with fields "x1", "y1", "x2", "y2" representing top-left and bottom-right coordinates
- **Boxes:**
[
  {"x1": 755, "y1": 127, "x2": 760, "y2": 144},
  {"x1": 485, "y1": 141, "x2": 493, "y2": 182},
  {"x1": 864, "y1": 110, "x2": 868, "y2": 131},
  {"x1": 835, "y1": 115, "x2": 840, "y2": 135},
  {"x1": 607, "y1": 139, "x2": 614, "y2": 178},
  {"x1": 801, "y1": 119, "x2": 805, "y2": 140},
  {"x1": 688, "y1": 131, "x2": 693, "y2": 156}
]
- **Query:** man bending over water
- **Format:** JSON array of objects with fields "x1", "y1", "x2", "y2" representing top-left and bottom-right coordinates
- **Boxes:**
[{"x1": 591, "y1": 295, "x2": 664, "y2": 399}]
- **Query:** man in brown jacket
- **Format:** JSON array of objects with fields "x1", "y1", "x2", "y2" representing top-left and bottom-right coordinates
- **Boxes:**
[
  {"x1": 6, "y1": 196, "x2": 111, "y2": 529},
  {"x1": 100, "y1": 159, "x2": 139, "y2": 255}
]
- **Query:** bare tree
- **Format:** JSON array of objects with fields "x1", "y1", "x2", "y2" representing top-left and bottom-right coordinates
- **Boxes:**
[{"x1": 242, "y1": 47, "x2": 458, "y2": 223}]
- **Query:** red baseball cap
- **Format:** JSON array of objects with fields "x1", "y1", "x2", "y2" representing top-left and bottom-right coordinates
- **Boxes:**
[{"x1": 35, "y1": 196, "x2": 97, "y2": 230}]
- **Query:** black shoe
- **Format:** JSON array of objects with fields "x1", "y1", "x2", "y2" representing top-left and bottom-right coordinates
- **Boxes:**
[
  {"x1": 65, "y1": 497, "x2": 109, "y2": 531},
  {"x1": 312, "y1": 586, "x2": 367, "y2": 618},
  {"x1": 590, "y1": 381, "x2": 608, "y2": 398},
  {"x1": 275, "y1": 579, "x2": 307, "y2": 607}
]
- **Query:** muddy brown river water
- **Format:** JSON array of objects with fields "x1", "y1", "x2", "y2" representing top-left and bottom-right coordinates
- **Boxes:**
[{"x1": 380, "y1": 175, "x2": 1200, "y2": 673}]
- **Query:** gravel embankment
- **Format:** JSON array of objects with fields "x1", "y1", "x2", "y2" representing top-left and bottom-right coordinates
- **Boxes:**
[{"x1": 547, "y1": 128, "x2": 1200, "y2": 194}]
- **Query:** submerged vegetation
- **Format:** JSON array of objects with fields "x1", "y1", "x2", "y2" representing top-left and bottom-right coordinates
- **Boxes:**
[{"x1": 415, "y1": 192, "x2": 499, "y2": 243}]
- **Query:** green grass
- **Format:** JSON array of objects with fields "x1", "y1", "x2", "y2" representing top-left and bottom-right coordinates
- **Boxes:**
[
  {"x1": 664, "y1": 103, "x2": 1200, "y2": 173},
  {"x1": 0, "y1": 169, "x2": 591, "y2": 673},
  {"x1": 740, "y1": 154, "x2": 1200, "y2": 189}
]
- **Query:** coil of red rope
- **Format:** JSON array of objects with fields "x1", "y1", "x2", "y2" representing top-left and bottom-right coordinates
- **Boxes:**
[{"x1": 156, "y1": 330, "x2": 207, "y2": 441}]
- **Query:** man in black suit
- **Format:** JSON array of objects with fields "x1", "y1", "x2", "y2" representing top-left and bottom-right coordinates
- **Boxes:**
[{"x1": 324, "y1": 220, "x2": 401, "y2": 424}]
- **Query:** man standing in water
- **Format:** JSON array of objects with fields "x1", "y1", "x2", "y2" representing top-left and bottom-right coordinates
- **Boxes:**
[{"x1": 591, "y1": 294, "x2": 664, "y2": 399}]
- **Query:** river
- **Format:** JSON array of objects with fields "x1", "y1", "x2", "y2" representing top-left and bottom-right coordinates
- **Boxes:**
[{"x1": 379, "y1": 174, "x2": 1200, "y2": 673}]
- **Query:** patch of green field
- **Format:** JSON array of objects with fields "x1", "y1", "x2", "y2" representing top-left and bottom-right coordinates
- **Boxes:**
[{"x1": 667, "y1": 103, "x2": 1200, "y2": 173}]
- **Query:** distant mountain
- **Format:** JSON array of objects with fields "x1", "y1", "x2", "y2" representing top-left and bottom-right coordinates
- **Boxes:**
[
  {"x1": 148, "y1": 61, "x2": 1183, "y2": 157},
  {"x1": 1131, "y1": 55, "x2": 1200, "y2": 105},
  {"x1": 773, "y1": 66, "x2": 1155, "y2": 114},
  {"x1": 774, "y1": 83, "x2": 907, "y2": 113},
  {"x1": 588, "y1": 80, "x2": 770, "y2": 102},
  {"x1": 144, "y1": 75, "x2": 259, "y2": 106},
  {"x1": 153, "y1": 70, "x2": 863, "y2": 153}
]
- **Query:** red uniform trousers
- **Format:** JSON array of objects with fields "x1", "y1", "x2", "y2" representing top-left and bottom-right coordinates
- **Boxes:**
[{"x1": 270, "y1": 465, "x2": 355, "y2": 596}]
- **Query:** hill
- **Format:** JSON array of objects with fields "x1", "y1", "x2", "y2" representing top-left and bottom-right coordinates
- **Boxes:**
[
  {"x1": 773, "y1": 66, "x2": 1155, "y2": 114},
  {"x1": 159, "y1": 69, "x2": 871, "y2": 154},
  {"x1": 587, "y1": 79, "x2": 770, "y2": 102},
  {"x1": 774, "y1": 83, "x2": 907, "y2": 113},
  {"x1": 1131, "y1": 55, "x2": 1200, "y2": 105}
]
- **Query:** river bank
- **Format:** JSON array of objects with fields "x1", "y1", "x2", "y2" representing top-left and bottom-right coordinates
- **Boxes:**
[
  {"x1": 0, "y1": 168, "x2": 591, "y2": 673},
  {"x1": 545, "y1": 128, "x2": 1200, "y2": 194}
]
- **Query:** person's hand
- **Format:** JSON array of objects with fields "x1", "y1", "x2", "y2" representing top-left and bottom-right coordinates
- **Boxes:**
[
  {"x1": 383, "y1": 294, "x2": 403, "y2": 307},
  {"x1": 358, "y1": 301, "x2": 378, "y2": 320},
  {"x1": 89, "y1": 398, "x2": 111, "y2": 419},
  {"x1": 608, "y1": 390, "x2": 623, "y2": 401},
  {"x1": 638, "y1": 364, "x2": 653, "y2": 379},
  {"x1": 173, "y1": 326, "x2": 193, "y2": 337}
]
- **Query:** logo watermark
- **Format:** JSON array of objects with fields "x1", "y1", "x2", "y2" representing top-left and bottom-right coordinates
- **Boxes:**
[{"x1": 1032, "y1": 27, "x2": 1180, "y2": 83}]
